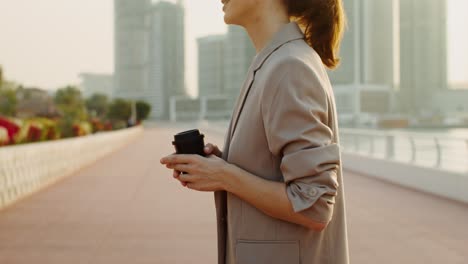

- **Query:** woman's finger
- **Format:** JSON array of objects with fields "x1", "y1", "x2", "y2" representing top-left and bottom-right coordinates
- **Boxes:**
[
  {"x1": 161, "y1": 154, "x2": 199, "y2": 165},
  {"x1": 178, "y1": 173, "x2": 200, "y2": 183},
  {"x1": 169, "y1": 163, "x2": 193, "y2": 173},
  {"x1": 172, "y1": 171, "x2": 188, "y2": 186},
  {"x1": 204, "y1": 143, "x2": 215, "y2": 154},
  {"x1": 205, "y1": 143, "x2": 222, "y2": 157},
  {"x1": 174, "y1": 175, "x2": 188, "y2": 186}
]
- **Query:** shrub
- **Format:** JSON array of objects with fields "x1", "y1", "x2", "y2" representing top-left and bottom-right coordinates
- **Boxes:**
[
  {"x1": 107, "y1": 98, "x2": 131, "y2": 122},
  {"x1": 72, "y1": 121, "x2": 92, "y2": 137},
  {"x1": 103, "y1": 120, "x2": 113, "y2": 131},
  {"x1": 136, "y1": 101, "x2": 151, "y2": 121},
  {"x1": 90, "y1": 118, "x2": 105, "y2": 133},
  {"x1": 112, "y1": 120, "x2": 127, "y2": 130}
]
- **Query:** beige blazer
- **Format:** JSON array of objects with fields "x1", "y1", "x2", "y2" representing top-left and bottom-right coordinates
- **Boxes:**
[{"x1": 215, "y1": 22, "x2": 349, "y2": 264}]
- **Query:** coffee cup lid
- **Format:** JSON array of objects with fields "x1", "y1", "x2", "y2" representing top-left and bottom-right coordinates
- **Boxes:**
[{"x1": 173, "y1": 129, "x2": 204, "y2": 143}]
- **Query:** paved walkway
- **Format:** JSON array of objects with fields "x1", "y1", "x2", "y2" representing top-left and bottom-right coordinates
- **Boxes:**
[{"x1": 0, "y1": 123, "x2": 467, "y2": 264}]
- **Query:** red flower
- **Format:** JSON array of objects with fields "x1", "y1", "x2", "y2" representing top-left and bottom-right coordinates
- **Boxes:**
[
  {"x1": 27, "y1": 125, "x2": 42, "y2": 142},
  {"x1": 72, "y1": 124, "x2": 81, "y2": 137},
  {"x1": 0, "y1": 116, "x2": 20, "y2": 144},
  {"x1": 104, "y1": 121, "x2": 113, "y2": 131}
]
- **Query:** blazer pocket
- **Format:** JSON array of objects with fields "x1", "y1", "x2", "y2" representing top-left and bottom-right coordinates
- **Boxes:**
[{"x1": 235, "y1": 239, "x2": 300, "y2": 264}]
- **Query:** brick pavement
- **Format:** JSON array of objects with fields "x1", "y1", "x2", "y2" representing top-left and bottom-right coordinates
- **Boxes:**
[{"x1": 0, "y1": 123, "x2": 467, "y2": 263}]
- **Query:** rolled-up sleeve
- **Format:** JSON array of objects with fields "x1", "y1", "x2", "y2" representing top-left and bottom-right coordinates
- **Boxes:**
[{"x1": 261, "y1": 58, "x2": 340, "y2": 223}]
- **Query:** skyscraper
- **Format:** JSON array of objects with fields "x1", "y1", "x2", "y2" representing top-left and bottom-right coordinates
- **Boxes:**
[
  {"x1": 328, "y1": 0, "x2": 395, "y2": 86},
  {"x1": 399, "y1": 0, "x2": 447, "y2": 114},
  {"x1": 328, "y1": 0, "x2": 396, "y2": 120},
  {"x1": 328, "y1": 0, "x2": 357, "y2": 86},
  {"x1": 149, "y1": 0, "x2": 186, "y2": 119},
  {"x1": 114, "y1": 0, "x2": 151, "y2": 99},
  {"x1": 114, "y1": 0, "x2": 185, "y2": 120},
  {"x1": 223, "y1": 25, "x2": 256, "y2": 108},
  {"x1": 197, "y1": 35, "x2": 225, "y2": 97}
]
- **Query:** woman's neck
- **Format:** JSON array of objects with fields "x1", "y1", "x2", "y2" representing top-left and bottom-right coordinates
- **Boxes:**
[{"x1": 243, "y1": 10, "x2": 290, "y2": 54}]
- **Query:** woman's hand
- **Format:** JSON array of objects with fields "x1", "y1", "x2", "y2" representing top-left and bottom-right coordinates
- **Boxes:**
[
  {"x1": 168, "y1": 143, "x2": 223, "y2": 187},
  {"x1": 160, "y1": 150, "x2": 229, "y2": 192}
]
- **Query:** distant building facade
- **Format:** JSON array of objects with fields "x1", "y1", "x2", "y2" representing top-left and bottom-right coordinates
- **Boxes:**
[
  {"x1": 15, "y1": 87, "x2": 60, "y2": 119},
  {"x1": 328, "y1": 0, "x2": 396, "y2": 86},
  {"x1": 197, "y1": 35, "x2": 225, "y2": 97},
  {"x1": 149, "y1": 1, "x2": 186, "y2": 119},
  {"x1": 79, "y1": 73, "x2": 113, "y2": 98},
  {"x1": 194, "y1": 27, "x2": 255, "y2": 121},
  {"x1": 114, "y1": 0, "x2": 151, "y2": 99},
  {"x1": 223, "y1": 25, "x2": 256, "y2": 108},
  {"x1": 114, "y1": 0, "x2": 186, "y2": 120},
  {"x1": 329, "y1": 0, "x2": 396, "y2": 125},
  {"x1": 399, "y1": 0, "x2": 447, "y2": 114}
]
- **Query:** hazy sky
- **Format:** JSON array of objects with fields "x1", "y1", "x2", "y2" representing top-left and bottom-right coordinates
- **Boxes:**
[
  {"x1": 447, "y1": 0, "x2": 468, "y2": 87},
  {"x1": 0, "y1": 0, "x2": 467, "y2": 95},
  {"x1": 0, "y1": 0, "x2": 226, "y2": 96}
]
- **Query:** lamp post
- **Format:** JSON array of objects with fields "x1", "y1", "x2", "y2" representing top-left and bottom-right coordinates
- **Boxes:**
[{"x1": 128, "y1": 100, "x2": 137, "y2": 127}]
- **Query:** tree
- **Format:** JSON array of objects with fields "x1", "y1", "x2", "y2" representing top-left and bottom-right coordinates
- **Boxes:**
[
  {"x1": 55, "y1": 86, "x2": 84, "y2": 106},
  {"x1": 85, "y1": 93, "x2": 109, "y2": 118},
  {"x1": 54, "y1": 86, "x2": 87, "y2": 121},
  {"x1": 54, "y1": 86, "x2": 88, "y2": 138},
  {"x1": 0, "y1": 65, "x2": 4, "y2": 87},
  {"x1": 107, "y1": 98, "x2": 131, "y2": 121},
  {"x1": 136, "y1": 100, "x2": 151, "y2": 121},
  {"x1": 0, "y1": 65, "x2": 18, "y2": 116},
  {"x1": 0, "y1": 89, "x2": 17, "y2": 116}
]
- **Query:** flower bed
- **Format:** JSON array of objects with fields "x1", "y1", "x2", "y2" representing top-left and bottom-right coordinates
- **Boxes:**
[{"x1": 0, "y1": 115, "x2": 131, "y2": 147}]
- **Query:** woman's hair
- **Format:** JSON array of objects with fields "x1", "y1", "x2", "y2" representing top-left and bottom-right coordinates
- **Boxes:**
[{"x1": 284, "y1": 0, "x2": 346, "y2": 69}]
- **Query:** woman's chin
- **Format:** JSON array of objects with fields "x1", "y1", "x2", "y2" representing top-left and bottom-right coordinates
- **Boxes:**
[
  {"x1": 223, "y1": 14, "x2": 233, "y2": 25},
  {"x1": 223, "y1": 13, "x2": 238, "y2": 25}
]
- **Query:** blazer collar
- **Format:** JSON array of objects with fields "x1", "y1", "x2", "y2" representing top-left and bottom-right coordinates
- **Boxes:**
[
  {"x1": 251, "y1": 21, "x2": 305, "y2": 72},
  {"x1": 226, "y1": 22, "x2": 305, "y2": 147}
]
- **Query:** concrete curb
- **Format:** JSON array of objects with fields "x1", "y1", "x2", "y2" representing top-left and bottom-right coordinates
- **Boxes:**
[{"x1": 0, "y1": 126, "x2": 143, "y2": 210}]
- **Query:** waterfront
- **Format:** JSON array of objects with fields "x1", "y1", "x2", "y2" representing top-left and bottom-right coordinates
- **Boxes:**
[
  {"x1": 340, "y1": 127, "x2": 468, "y2": 173},
  {"x1": 1, "y1": 123, "x2": 468, "y2": 263},
  {"x1": 199, "y1": 120, "x2": 468, "y2": 173}
]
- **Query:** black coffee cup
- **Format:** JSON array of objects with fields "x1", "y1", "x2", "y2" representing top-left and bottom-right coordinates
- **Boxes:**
[{"x1": 172, "y1": 129, "x2": 206, "y2": 157}]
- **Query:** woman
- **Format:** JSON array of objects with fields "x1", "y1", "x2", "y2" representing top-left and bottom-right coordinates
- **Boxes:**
[{"x1": 160, "y1": 0, "x2": 349, "y2": 263}]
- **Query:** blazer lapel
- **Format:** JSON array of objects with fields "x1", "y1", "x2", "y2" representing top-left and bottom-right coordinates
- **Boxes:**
[
  {"x1": 228, "y1": 22, "x2": 305, "y2": 142},
  {"x1": 222, "y1": 117, "x2": 233, "y2": 161}
]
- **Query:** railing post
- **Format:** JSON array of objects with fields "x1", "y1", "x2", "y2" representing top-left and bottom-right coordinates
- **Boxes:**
[
  {"x1": 354, "y1": 134, "x2": 359, "y2": 152},
  {"x1": 409, "y1": 136, "x2": 416, "y2": 163},
  {"x1": 200, "y1": 97, "x2": 207, "y2": 120},
  {"x1": 385, "y1": 134, "x2": 395, "y2": 159},
  {"x1": 434, "y1": 137, "x2": 442, "y2": 168},
  {"x1": 465, "y1": 140, "x2": 468, "y2": 172},
  {"x1": 170, "y1": 97, "x2": 177, "y2": 122}
]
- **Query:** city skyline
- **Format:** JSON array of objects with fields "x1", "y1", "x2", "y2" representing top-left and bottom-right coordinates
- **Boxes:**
[
  {"x1": 0, "y1": 0, "x2": 226, "y2": 97},
  {"x1": 0, "y1": 0, "x2": 467, "y2": 95}
]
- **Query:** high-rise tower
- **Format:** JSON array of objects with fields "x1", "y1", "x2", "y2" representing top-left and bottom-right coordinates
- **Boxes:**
[
  {"x1": 114, "y1": 0, "x2": 151, "y2": 99},
  {"x1": 149, "y1": 0, "x2": 186, "y2": 119},
  {"x1": 223, "y1": 26, "x2": 256, "y2": 108},
  {"x1": 399, "y1": 0, "x2": 447, "y2": 114}
]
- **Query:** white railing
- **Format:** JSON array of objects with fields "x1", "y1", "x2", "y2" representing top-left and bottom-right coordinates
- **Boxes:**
[
  {"x1": 197, "y1": 120, "x2": 468, "y2": 173},
  {"x1": 340, "y1": 128, "x2": 468, "y2": 173},
  {"x1": 0, "y1": 126, "x2": 143, "y2": 209},
  {"x1": 198, "y1": 120, "x2": 468, "y2": 202}
]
